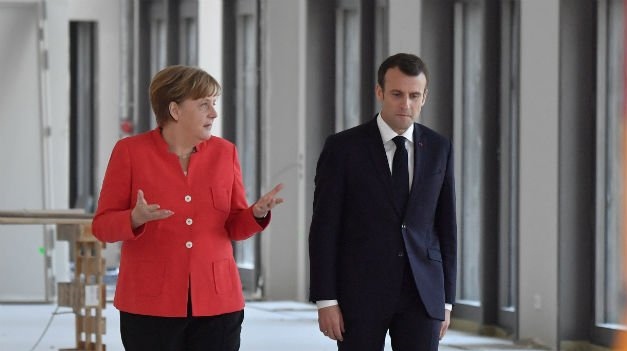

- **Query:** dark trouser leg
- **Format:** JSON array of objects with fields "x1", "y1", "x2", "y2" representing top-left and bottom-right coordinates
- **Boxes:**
[
  {"x1": 388, "y1": 263, "x2": 441, "y2": 351},
  {"x1": 185, "y1": 310, "x2": 244, "y2": 351},
  {"x1": 120, "y1": 311, "x2": 187, "y2": 351},
  {"x1": 337, "y1": 312, "x2": 387, "y2": 351}
]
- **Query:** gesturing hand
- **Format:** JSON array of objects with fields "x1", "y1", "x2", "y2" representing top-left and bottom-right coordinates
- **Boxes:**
[
  {"x1": 252, "y1": 183, "x2": 285, "y2": 219},
  {"x1": 131, "y1": 189, "x2": 174, "y2": 229}
]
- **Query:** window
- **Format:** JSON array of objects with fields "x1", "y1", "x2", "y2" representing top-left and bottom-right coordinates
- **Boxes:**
[
  {"x1": 336, "y1": 0, "x2": 361, "y2": 131},
  {"x1": 453, "y1": 0, "x2": 484, "y2": 305},
  {"x1": 498, "y1": 0, "x2": 520, "y2": 329},
  {"x1": 595, "y1": 0, "x2": 625, "y2": 329},
  {"x1": 373, "y1": 0, "x2": 388, "y2": 113},
  {"x1": 179, "y1": 0, "x2": 198, "y2": 66},
  {"x1": 232, "y1": 0, "x2": 260, "y2": 294}
]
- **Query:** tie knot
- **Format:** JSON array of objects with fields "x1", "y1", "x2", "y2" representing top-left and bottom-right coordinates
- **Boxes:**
[{"x1": 393, "y1": 136, "x2": 406, "y2": 149}]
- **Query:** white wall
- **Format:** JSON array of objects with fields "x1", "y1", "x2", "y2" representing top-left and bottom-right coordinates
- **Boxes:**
[{"x1": 0, "y1": 2, "x2": 49, "y2": 301}]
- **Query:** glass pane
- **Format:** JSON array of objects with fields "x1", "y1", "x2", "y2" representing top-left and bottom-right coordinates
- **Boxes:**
[
  {"x1": 342, "y1": 9, "x2": 360, "y2": 130},
  {"x1": 454, "y1": 1, "x2": 482, "y2": 303},
  {"x1": 184, "y1": 18, "x2": 198, "y2": 66},
  {"x1": 596, "y1": 0, "x2": 625, "y2": 326},
  {"x1": 235, "y1": 14, "x2": 258, "y2": 269}
]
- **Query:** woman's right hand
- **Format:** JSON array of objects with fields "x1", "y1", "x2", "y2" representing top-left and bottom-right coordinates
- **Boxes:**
[{"x1": 131, "y1": 189, "x2": 174, "y2": 229}]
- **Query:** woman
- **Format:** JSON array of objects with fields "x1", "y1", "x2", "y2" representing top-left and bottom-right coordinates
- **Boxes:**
[{"x1": 92, "y1": 65, "x2": 283, "y2": 351}]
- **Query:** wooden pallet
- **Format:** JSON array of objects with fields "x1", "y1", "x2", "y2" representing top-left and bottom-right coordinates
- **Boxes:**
[{"x1": 57, "y1": 224, "x2": 107, "y2": 351}]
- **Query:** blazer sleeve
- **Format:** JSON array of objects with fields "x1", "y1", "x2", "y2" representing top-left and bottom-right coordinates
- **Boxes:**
[
  {"x1": 92, "y1": 141, "x2": 147, "y2": 243},
  {"x1": 225, "y1": 144, "x2": 269, "y2": 241},
  {"x1": 435, "y1": 140, "x2": 457, "y2": 305},
  {"x1": 308, "y1": 135, "x2": 345, "y2": 302}
]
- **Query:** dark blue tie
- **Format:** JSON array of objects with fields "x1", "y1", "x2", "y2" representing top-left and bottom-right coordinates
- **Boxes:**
[{"x1": 392, "y1": 136, "x2": 409, "y2": 213}]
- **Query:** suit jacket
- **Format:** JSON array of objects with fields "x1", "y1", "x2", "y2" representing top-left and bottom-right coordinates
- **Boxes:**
[
  {"x1": 308, "y1": 118, "x2": 456, "y2": 320},
  {"x1": 92, "y1": 128, "x2": 268, "y2": 317}
]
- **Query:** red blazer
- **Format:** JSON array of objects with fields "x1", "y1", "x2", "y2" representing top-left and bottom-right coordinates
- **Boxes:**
[{"x1": 92, "y1": 128, "x2": 269, "y2": 317}]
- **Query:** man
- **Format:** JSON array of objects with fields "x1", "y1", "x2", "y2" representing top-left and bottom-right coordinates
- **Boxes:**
[{"x1": 309, "y1": 53, "x2": 457, "y2": 351}]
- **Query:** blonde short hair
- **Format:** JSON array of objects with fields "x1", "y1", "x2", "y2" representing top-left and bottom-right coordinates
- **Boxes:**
[{"x1": 149, "y1": 65, "x2": 221, "y2": 127}]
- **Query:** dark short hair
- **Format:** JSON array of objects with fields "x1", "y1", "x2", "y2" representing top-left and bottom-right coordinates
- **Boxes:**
[
  {"x1": 377, "y1": 53, "x2": 429, "y2": 90},
  {"x1": 149, "y1": 65, "x2": 221, "y2": 127}
]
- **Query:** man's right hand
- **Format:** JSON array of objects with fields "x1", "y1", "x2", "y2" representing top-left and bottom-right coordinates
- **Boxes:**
[
  {"x1": 131, "y1": 189, "x2": 174, "y2": 229},
  {"x1": 318, "y1": 305, "x2": 345, "y2": 341}
]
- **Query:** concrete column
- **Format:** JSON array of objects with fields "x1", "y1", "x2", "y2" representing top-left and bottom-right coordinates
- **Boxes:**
[
  {"x1": 388, "y1": 0, "x2": 422, "y2": 55},
  {"x1": 198, "y1": 0, "x2": 223, "y2": 137},
  {"x1": 259, "y1": 0, "x2": 308, "y2": 301},
  {"x1": 518, "y1": 0, "x2": 559, "y2": 348}
]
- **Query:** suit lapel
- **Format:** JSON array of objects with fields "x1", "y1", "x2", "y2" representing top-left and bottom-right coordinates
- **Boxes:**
[
  {"x1": 365, "y1": 118, "x2": 411, "y2": 218},
  {"x1": 409, "y1": 123, "x2": 424, "y2": 203},
  {"x1": 364, "y1": 119, "x2": 401, "y2": 216}
]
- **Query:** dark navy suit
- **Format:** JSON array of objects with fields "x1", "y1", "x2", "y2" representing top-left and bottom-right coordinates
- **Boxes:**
[{"x1": 309, "y1": 118, "x2": 457, "y2": 350}]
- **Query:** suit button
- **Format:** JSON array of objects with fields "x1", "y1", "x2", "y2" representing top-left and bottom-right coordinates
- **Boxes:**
[
  {"x1": 186, "y1": 241, "x2": 193, "y2": 248},
  {"x1": 186, "y1": 218, "x2": 193, "y2": 225},
  {"x1": 185, "y1": 195, "x2": 192, "y2": 202},
  {"x1": 398, "y1": 251, "x2": 404, "y2": 257},
  {"x1": 401, "y1": 224, "x2": 407, "y2": 229}
]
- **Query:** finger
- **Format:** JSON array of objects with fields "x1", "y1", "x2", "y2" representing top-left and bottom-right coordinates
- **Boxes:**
[
  {"x1": 144, "y1": 204, "x2": 161, "y2": 212},
  {"x1": 151, "y1": 209, "x2": 174, "y2": 220},
  {"x1": 136, "y1": 189, "x2": 146, "y2": 205},
  {"x1": 264, "y1": 183, "x2": 284, "y2": 198},
  {"x1": 332, "y1": 323, "x2": 343, "y2": 341}
]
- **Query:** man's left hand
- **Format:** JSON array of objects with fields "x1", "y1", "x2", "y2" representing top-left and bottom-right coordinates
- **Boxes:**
[{"x1": 439, "y1": 309, "x2": 451, "y2": 340}]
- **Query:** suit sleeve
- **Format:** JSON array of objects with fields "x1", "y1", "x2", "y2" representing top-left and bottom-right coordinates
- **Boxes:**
[
  {"x1": 435, "y1": 140, "x2": 457, "y2": 305},
  {"x1": 308, "y1": 136, "x2": 345, "y2": 302}
]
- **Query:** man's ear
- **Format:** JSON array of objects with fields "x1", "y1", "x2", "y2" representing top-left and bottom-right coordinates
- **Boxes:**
[
  {"x1": 375, "y1": 84, "x2": 384, "y2": 102},
  {"x1": 169, "y1": 101, "x2": 179, "y2": 121},
  {"x1": 421, "y1": 88, "x2": 429, "y2": 106}
]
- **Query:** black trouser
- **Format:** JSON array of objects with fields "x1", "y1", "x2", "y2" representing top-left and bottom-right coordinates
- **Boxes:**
[
  {"x1": 120, "y1": 295, "x2": 244, "y2": 351},
  {"x1": 338, "y1": 261, "x2": 441, "y2": 351}
]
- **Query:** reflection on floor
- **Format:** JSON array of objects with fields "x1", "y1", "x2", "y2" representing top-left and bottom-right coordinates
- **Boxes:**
[{"x1": 0, "y1": 301, "x2": 548, "y2": 351}]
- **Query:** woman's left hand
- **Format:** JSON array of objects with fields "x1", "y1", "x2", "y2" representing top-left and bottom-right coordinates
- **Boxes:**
[{"x1": 253, "y1": 183, "x2": 284, "y2": 218}]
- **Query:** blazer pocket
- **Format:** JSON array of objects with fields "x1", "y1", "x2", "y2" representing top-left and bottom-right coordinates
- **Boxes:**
[
  {"x1": 213, "y1": 259, "x2": 235, "y2": 294},
  {"x1": 427, "y1": 248, "x2": 443, "y2": 262},
  {"x1": 211, "y1": 187, "x2": 230, "y2": 213}
]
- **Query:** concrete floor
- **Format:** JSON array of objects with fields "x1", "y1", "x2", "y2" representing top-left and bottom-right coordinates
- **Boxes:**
[{"x1": 0, "y1": 301, "x2": 545, "y2": 351}]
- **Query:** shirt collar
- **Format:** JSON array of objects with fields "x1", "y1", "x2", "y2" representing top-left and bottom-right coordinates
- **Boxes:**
[{"x1": 376, "y1": 113, "x2": 414, "y2": 144}]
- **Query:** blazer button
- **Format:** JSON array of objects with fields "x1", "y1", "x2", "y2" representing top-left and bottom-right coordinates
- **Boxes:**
[
  {"x1": 185, "y1": 241, "x2": 193, "y2": 249},
  {"x1": 398, "y1": 251, "x2": 404, "y2": 257},
  {"x1": 401, "y1": 224, "x2": 407, "y2": 229},
  {"x1": 185, "y1": 195, "x2": 192, "y2": 202},
  {"x1": 186, "y1": 218, "x2": 193, "y2": 225}
]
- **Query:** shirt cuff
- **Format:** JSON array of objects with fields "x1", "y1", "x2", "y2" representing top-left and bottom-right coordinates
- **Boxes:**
[
  {"x1": 445, "y1": 303, "x2": 453, "y2": 311},
  {"x1": 316, "y1": 300, "x2": 339, "y2": 309}
]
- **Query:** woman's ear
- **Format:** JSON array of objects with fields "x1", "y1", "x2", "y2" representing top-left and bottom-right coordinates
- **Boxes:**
[{"x1": 169, "y1": 101, "x2": 179, "y2": 121}]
